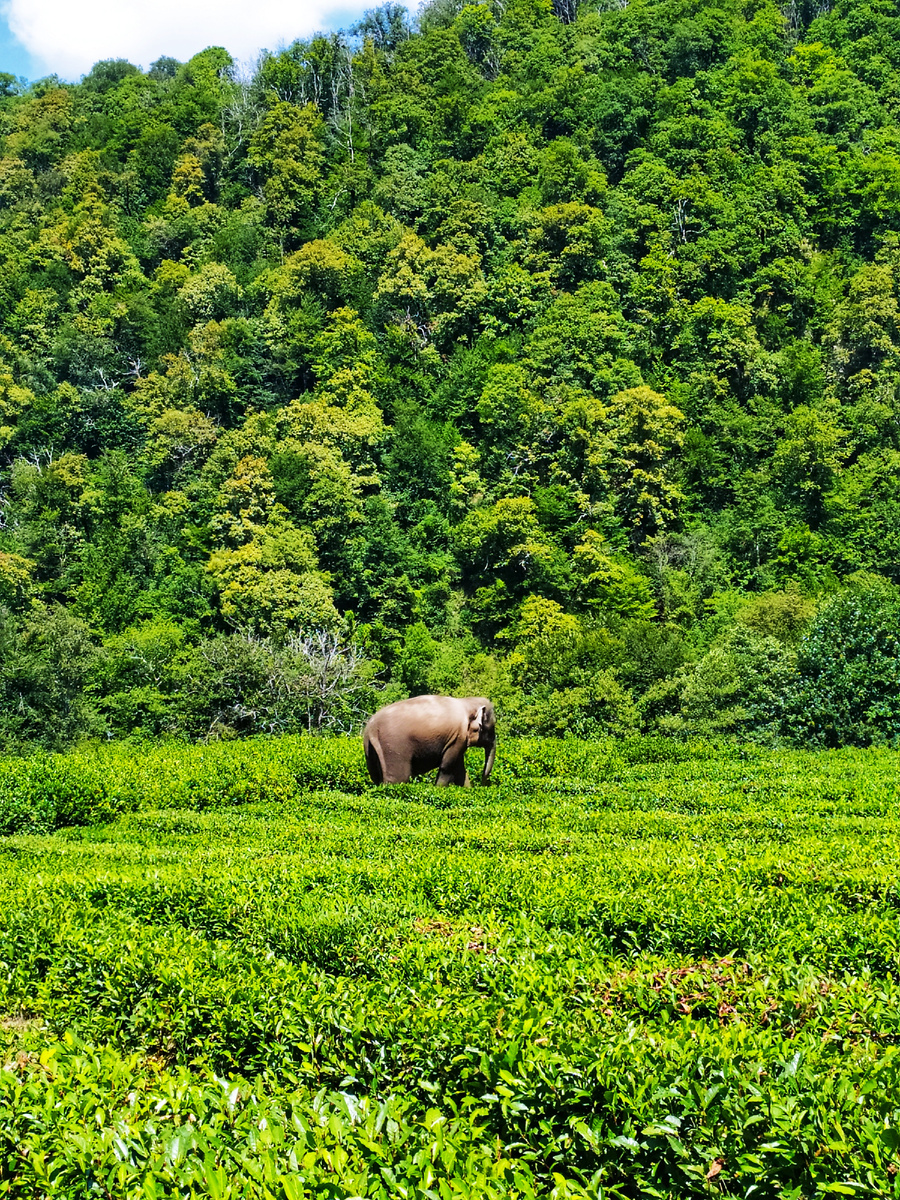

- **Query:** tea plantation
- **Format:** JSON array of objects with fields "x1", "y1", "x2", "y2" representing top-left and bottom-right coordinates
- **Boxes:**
[{"x1": 2, "y1": 736, "x2": 900, "y2": 1198}]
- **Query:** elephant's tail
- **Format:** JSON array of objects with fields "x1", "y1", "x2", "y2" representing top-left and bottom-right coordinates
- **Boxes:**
[{"x1": 364, "y1": 730, "x2": 384, "y2": 784}]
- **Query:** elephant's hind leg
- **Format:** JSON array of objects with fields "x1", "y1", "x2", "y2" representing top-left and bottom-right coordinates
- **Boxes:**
[
  {"x1": 380, "y1": 740, "x2": 413, "y2": 784},
  {"x1": 383, "y1": 763, "x2": 413, "y2": 783},
  {"x1": 365, "y1": 737, "x2": 384, "y2": 784}
]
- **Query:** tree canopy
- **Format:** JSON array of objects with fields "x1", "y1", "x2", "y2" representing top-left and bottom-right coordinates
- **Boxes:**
[{"x1": 1, "y1": 0, "x2": 900, "y2": 745}]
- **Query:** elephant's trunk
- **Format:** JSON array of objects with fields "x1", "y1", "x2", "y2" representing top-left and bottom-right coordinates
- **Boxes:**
[{"x1": 482, "y1": 740, "x2": 496, "y2": 784}]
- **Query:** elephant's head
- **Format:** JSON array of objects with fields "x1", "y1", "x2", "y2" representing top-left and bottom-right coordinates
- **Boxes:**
[{"x1": 466, "y1": 698, "x2": 497, "y2": 784}]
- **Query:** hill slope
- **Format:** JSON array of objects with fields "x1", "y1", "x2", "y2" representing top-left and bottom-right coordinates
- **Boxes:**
[{"x1": 0, "y1": 0, "x2": 899, "y2": 745}]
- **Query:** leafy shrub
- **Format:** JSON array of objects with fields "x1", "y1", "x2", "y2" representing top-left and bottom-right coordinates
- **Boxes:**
[
  {"x1": 654, "y1": 626, "x2": 796, "y2": 740},
  {"x1": 790, "y1": 580, "x2": 900, "y2": 746},
  {"x1": 505, "y1": 673, "x2": 639, "y2": 739},
  {"x1": 177, "y1": 631, "x2": 380, "y2": 738},
  {"x1": 0, "y1": 754, "x2": 129, "y2": 835},
  {"x1": 736, "y1": 589, "x2": 817, "y2": 645},
  {"x1": 0, "y1": 605, "x2": 103, "y2": 750}
]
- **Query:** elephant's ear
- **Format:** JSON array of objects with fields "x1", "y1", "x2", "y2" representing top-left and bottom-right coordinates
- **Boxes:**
[{"x1": 468, "y1": 704, "x2": 485, "y2": 744}]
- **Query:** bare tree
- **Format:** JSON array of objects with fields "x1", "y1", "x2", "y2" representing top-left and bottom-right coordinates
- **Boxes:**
[
  {"x1": 282, "y1": 630, "x2": 377, "y2": 732},
  {"x1": 194, "y1": 629, "x2": 382, "y2": 739}
]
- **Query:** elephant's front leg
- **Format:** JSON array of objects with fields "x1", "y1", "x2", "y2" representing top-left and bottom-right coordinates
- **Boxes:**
[{"x1": 436, "y1": 749, "x2": 470, "y2": 787}]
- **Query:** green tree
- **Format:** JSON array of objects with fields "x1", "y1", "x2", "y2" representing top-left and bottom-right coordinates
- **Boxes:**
[
  {"x1": 248, "y1": 101, "x2": 326, "y2": 243},
  {"x1": 658, "y1": 626, "x2": 796, "y2": 740},
  {"x1": 791, "y1": 580, "x2": 900, "y2": 746},
  {"x1": 606, "y1": 386, "x2": 685, "y2": 543}
]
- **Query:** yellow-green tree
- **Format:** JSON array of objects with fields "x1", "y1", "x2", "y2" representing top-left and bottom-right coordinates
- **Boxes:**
[
  {"x1": 605, "y1": 387, "x2": 686, "y2": 543},
  {"x1": 248, "y1": 101, "x2": 326, "y2": 242}
]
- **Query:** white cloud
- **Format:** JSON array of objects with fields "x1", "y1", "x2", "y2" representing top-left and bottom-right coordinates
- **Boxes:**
[{"x1": 4, "y1": 0, "x2": 362, "y2": 80}]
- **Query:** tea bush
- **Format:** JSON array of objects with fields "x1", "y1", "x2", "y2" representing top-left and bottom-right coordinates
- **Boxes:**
[
  {"x1": 0, "y1": 735, "x2": 371, "y2": 835},
  {"x1": 3, "y1": 736, "x2": 900, "y2": 1196},
  {"x1": 0, "y1": 734, "x2": 731, "y2": 835}
]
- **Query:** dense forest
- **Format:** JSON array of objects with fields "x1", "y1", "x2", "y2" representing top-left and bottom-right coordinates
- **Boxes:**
[{"x1": 0, "y1": 0, "x2": 899, "y2": 748}]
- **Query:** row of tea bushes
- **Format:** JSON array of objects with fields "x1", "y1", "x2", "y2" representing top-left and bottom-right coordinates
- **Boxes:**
[
  {"x1": 0, "y1": 735, "x2": 729, "y2": 835},
  {"x1": 3, "y1": 733, "x2": 900, "y2": 836},
  {"x1": 2, "y1": 1034, "x2": 577, "y2": 1200},
  {"x1": 0, "y1": 736, "x2": 367, "y2": 834},
  {"x1": 4, "y1": 765, "x2": 900, "y2": 1195}
]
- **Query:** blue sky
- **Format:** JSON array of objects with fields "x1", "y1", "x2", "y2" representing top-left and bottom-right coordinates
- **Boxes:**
[
  {"x1": 0, "y1": 14, "x2": 39, "y2": 80},
  {"x1": 0, "y1": 1, "x2": 386, "y2": 83}
]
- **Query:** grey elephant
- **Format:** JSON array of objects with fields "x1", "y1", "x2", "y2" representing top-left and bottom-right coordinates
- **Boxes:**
[{"x1": 363, "y1": 695, "x2": 496, "y2": 786}]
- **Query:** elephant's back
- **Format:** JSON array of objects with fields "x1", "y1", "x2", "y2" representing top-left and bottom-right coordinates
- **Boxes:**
[
  {"x1": 372, "y1": 695, "x2": 465, "y2": 720},
  {"x1": 365, "y1": 695, "x2": 467, "y2": 742}
]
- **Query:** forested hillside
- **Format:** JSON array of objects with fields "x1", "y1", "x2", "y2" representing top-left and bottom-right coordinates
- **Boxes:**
[{"x1": 1, "y1": 0, "x2": 899, "y2": 748}]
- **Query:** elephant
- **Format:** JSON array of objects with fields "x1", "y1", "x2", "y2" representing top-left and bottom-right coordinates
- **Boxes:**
[{"x1": 363, "y1": 695, "x2": 496, "y2": 786}]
